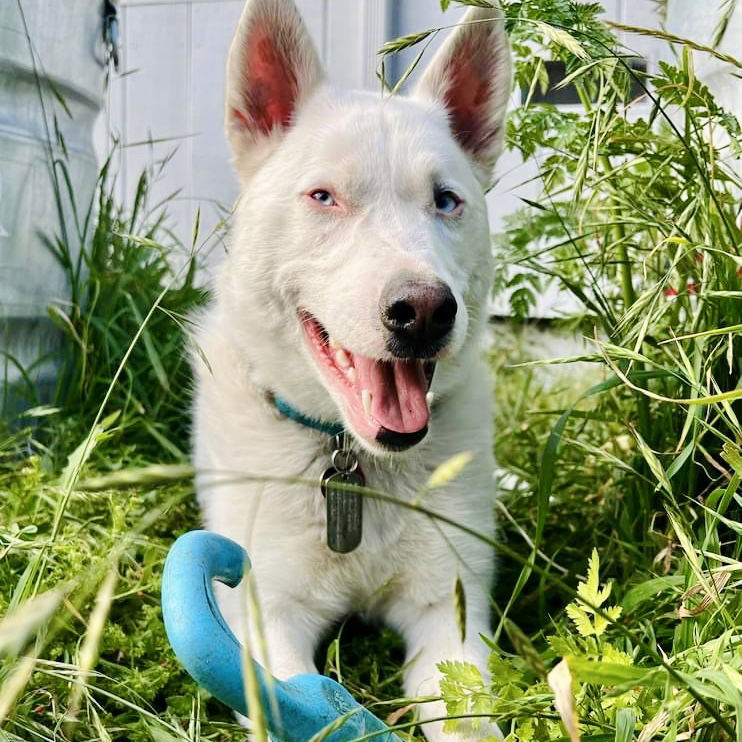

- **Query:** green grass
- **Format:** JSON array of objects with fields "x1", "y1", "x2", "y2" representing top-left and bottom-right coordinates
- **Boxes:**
[{"x1": 1, "y1": 0, "x2": 741, "y2": 740}]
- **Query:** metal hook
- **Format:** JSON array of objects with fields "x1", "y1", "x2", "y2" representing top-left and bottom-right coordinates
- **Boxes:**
[
  {"x1": 103, "y1": 0, "x2": 120, "y2": 72},
  {"x1": 330, "y1": 432, "x2": 359, "y2": 472}
]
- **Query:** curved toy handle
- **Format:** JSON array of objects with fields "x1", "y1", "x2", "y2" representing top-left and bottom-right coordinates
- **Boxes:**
[{"x1": 161, "y1": 530, "x2": 400, "y2": 742}]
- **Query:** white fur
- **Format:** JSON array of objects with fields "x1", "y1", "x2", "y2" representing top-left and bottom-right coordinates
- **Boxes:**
[{"x1": 193, "y1": 1, "x2": 511, "y2": 739}]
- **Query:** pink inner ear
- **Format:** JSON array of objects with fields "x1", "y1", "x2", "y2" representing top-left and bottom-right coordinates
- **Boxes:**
[
  {"x1": 443, "y1": 35, "x2": 498, "y2": 156},
  {"x1": 237, "y1": 29, "x2": 299, "y2": 135}
]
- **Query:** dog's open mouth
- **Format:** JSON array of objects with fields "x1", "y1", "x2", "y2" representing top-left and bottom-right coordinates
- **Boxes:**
[{"x1": 301, "y1": 311, "x2": 434, "y2": 450}]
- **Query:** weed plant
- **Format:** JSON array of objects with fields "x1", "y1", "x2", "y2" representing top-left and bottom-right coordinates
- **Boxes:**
[
  {"x1": 434, "y1": 0, "x2": 740, "y2": 739},
  {"x1": 2, "y1": 155, "x2": 205, "y2": 464},
  {"x1": 44, "y1": 150, "x2": 206, "y2": 464},
  {"x1": 1, "y1": 1, "x2": 741, "y2": 741}
]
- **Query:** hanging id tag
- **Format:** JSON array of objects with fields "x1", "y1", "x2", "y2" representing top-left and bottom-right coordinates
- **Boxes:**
[
  {"x1": 321, "y1": 468, "x2": 364, "y2": 553},
  {"x1": 321, "y1": 435, "x2": 364, "y2": 553}
]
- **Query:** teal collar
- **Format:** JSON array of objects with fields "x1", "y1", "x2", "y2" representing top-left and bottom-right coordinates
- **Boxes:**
[{"x1": 272, "y1": 394, "x2": 344, "y2": 437}]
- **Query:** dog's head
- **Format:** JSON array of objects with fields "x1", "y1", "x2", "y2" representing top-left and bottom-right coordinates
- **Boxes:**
[{"x1": 220, "y1": 0, "x2": 510, "y2": 454}]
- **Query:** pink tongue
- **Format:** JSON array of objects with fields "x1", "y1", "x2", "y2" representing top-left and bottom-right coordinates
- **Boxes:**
[{"x1": 354, "y1": 357, "x2": 429, "y2": 434}]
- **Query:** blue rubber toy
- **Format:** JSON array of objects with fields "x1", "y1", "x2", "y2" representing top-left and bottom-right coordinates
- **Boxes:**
[{"x1": 161, "y1": 530, "x2": 401, "y2": 741}]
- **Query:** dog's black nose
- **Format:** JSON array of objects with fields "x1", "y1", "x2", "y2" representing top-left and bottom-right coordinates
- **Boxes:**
[{"x1": 380, "y1": 275, "x2": 457, "y2": 358}]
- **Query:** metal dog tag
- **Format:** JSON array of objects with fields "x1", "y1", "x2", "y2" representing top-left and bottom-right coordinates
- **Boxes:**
[
  {"x1": 321, "y1": 467, "x2": 364, "y2": 553},
  {"x1": 321, "y1": 433, "x2": 364, "y2": 553}
]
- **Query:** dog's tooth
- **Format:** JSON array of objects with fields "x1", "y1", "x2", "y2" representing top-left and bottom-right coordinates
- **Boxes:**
[
  {"x1": 346, "y1": 367, "x2": 357, "y2": 385},
  {"x1": 336, "y1": 348, "x2": 350, "y2": 368},
  {"x1": 329, "y1": 336, "x2": 340, "y2": 350},
  {"x1": 426, "y1": 392, "x2": 435, "y2": 407},
  {"x1": 361, "y1": 389, "x2": 372, "y2": 416}
]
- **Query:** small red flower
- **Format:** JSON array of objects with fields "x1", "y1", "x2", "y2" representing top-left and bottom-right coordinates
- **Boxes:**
[
  {"x1": 686, "y1": 281, "x2": 696, "y2": 294},
  {"x1": 664, "y1": 287, "x2": 678, "y2": 299}
]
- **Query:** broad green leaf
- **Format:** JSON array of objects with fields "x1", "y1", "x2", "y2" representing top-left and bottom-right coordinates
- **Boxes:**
[
  {"x1": 577, "y1": 549, "x2": 613, "y2": 608},
  {"x1": 488, "y1": 652, "x2": 524, "y2": 688},
  {"x1": 566, "y1": 603, "x2": 594, "y2": 637},
  {"x1": 603, "y1": 644, "x2": 633, "y2": 666},
  {"x1": 439, "y1": 660, "x2": 484, "y2": 688},
  {"x1": 722, "y1": 664, "x2": 742, "y2": 693},
  {"x1": 621, "y1": 575, "x2": 684, "y2": 614},
  {"x1": 568, "y1": 657, "x2": 663, "y2": 687},
  {"x1": 593, "y1": 605, "x2": 623, "y2": 638}
]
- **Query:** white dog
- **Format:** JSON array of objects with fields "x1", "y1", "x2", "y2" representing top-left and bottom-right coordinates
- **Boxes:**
[{"x1": 192, "y1": 0, "x2": 511, "y2": 738}]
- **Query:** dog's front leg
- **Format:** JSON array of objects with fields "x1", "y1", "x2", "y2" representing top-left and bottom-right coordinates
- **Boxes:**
[
  {"x1": 216, "y1": 581, "x2": 330, "y2": 732},
  {"x1": 215, "y1": 581, "x2": 324, "y2": 679},
  {"x1": 396, "y1": 588, "x2": 503, "y2": 741}
]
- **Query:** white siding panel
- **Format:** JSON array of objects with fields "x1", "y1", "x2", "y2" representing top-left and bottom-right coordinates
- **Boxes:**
[
  {"x1": 325, "y1": 2, "x2": 364, "y2": 89},
  {"x1": 362, "y1": 0, "x2": 391, "y2": 90},
  {"x1": 120, "y1": 4, "x2": 193, "y2": 251},
  {"x1": 190, "y1": 1, "x2": 243, "y2": 252},
  {"x1": 295, "y1": 0, "x2": 325, "y2": 59}
]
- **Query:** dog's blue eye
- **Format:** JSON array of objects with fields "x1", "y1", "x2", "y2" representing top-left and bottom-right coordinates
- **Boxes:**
[
  {"x1": 434, "y1": 188, "x2": 461, "y2": 214},
  {"x1": 310, "y1": 189, "x2": 336, "y2": 207}
]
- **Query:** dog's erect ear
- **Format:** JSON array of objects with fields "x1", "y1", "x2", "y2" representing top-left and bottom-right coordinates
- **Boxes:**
[
  {"x1": 414, "y1": 5, "x2": 511, "y2": 181},
  {"x1": 225, "y1": 0, "x2": 323, "y2": 165}
]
